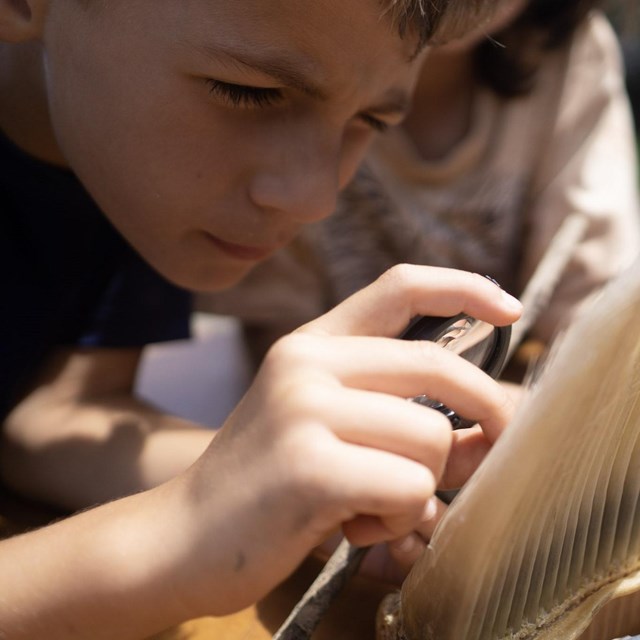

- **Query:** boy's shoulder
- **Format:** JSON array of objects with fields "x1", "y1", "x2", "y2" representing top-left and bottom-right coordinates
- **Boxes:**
[{"x1": 0, "y1": 130, "x2": 191, "y2": 420}]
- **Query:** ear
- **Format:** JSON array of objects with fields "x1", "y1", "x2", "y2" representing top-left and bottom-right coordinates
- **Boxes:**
[{"x1": 0, "y1": 0, "x2": 49, "y2": 42}]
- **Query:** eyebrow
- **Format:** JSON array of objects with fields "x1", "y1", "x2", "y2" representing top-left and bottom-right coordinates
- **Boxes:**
[
  {"x1": 188, "y1": 42, "x2": 412, "y2": 118},
  {"x1": 190, "y1": 43, "x2": 328, "y2": 100}
]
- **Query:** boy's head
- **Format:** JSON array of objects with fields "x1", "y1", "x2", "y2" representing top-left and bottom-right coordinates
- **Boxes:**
[{"x1": 0, "y1": 0, "x2": 498, "y2": 292}]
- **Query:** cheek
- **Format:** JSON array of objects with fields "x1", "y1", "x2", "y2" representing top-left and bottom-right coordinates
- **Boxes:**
[
  {"x1": 42, "y1": 16, "x2": 224, "y2": 206},
  {"x1": 45, "y1": 51, "x2": 252, "y2": 228}
]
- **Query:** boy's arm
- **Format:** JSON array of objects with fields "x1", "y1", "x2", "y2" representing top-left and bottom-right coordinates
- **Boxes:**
[
  {"x1": 0, "y1": 266, "x2": 522, "y2": 638},
  {"x1": 1, "y1": 346, "x2": 214, "y2": 511},
  {"x1": 0, "y1": 484, "x2": 193, "y2": 640}
]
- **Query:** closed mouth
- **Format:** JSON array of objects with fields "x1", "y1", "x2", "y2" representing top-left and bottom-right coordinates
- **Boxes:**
[{"x1": 203, "y1": 232, "x2": 279, "y2": 262}]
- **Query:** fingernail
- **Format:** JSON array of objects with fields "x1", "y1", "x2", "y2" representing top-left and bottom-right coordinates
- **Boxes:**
[
  {"x1": 422, "y1": 497, "x2": 438, "y2": 522},
  {"x1": 483, "y1": 275, "x2": 522, "y2": 311},
  {"x1": 392, "y1": 535, "x2": 417, "y2": 554},
  {"x1": 501, "y1": 289, "x2": 523, "y2": 312}
]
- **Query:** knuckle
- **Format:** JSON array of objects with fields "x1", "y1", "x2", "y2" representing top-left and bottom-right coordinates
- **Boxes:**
[
  {"x1": 283, "y1": 435, "x2": 346, "y2": 515},
  {"x1": 477, "y1": 379, "x2": 512, "y2": 420},
  {"x1": 277, "y1": 434, "x2": 349, "y2": 535},
  {"x1": 281, "y1": 380, "x2": 329, "y2": 420},
  {"x1": 262, "y1": 332, "x2": 317, "y2": 373},
  {"x1": 428, "y1": 412, "x2": 454, "y2": 451},
  {"x1": 428, "y1": 420, "x2": 454, "y2": 480},
  {"x1": 470, "y1": 271, "x2": 490, "y2": 290},
  {"x1": 406, "y1": 406, "x2": 454, "y2": 477},
  {"x1": 493, "y1": 385, "x2": 516, "y2": 427},
  {"x1": 412, "y1": 339, "x2": 451, "y2": 381},
  {"x1": 402, "y1": 467, "x2": 436, "y2": 507},
  {"x1": 411, "y1": 407, "x2": 453, "y2": 462},
  {"x1": 287, "y1": 442, "x2": 325, "y2": 490},
  {"x1": 414, "y1": 337, "x2": 444, "y2": 364},
  {"x1": 379, "y1": 263, "x2": 416, "y2": 291}
]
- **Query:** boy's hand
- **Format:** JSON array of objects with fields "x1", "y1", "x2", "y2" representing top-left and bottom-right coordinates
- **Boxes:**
[{"x1": 176, "y1": 266, "x2": 522, "y2": 617}]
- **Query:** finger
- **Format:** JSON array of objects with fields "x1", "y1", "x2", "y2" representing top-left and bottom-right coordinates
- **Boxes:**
[
  {"x1": 325, "y1": 446, "x2": 436, "y2": 543},
  {"x1": 440, "y1": 425, "x2": 494, "y2": 489},
  {"x1": 267, "y1": 335, "x2": 514, "y2": 440},
  {"x1": 313, "y1": 530, "x2": 343, "y2": 562},
  {"x1": 343, "y1": 514, "x2": 395, "y2": 547},
  {"x1": 386, "y1": 533, "x2": 428, "y2": 576},
  {"x1": 297, "y1": 386, "x2": 453, "y2": 480},
  {"x1": 299, "y1": 266, "x2": 522, "y2": 338},
  {"x1": 412, "y1": 495, "x2": 447, "y2": 540},
  {"x1": 386, "y1": 495, "x2": 444, "y2": 560},
  {"x1": 342, "y1": 496, "x2": 434, "y2": 547},
  {"x1": 356, "y1": 543, "x2": 410, "y2": 585},
  {"x1": 386, "y1": 496, "x2": 447, "y2": 574}
]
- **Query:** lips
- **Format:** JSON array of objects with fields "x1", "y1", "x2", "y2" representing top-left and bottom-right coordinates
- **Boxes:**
[{"x1": 203, "y1": 232, "x2": 280, "y2": 262}]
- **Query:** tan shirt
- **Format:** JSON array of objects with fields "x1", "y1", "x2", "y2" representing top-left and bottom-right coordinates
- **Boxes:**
[{"x1": 199, "y1": 13, "x2": 640, "y2": 345}]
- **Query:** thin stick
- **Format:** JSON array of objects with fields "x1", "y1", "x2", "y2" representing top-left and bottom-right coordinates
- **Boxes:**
[
  {"x1": 272, "y1": 540, "x2": 369, "y2": 640},
  {"x1": 507, "y1": 211, "x2": 588, "y2": 361}
]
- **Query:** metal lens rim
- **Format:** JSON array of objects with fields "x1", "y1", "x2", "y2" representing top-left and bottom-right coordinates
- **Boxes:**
[{"x1": 399, "y1": 313, "x2": 511, "y2": 380}]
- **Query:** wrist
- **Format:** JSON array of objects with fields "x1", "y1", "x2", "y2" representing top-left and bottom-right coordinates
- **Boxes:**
[
  {"x1": 75, "y1": 484, "x2": 197, "y2": 634},
  {"x1": 0, "y1": 482, "x2": 199, "y2": 639}
]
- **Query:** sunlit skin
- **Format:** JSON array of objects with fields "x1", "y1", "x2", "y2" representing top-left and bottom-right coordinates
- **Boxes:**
[
  {"x1": 0, "y1": 0, "x2": 423, "y2": 292},
  {"x1": 0, "y1": 0, "x2": 426, "y2": 523}
]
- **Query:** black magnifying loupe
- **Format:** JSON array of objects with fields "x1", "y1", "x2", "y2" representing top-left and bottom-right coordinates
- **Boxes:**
[{"x1": 399, "y1": 313, "x2": 511, "y2": 429}]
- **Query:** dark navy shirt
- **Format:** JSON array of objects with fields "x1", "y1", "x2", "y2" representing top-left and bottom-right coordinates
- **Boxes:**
[{"x1": 0, "y1": 131, "x2": 191, "y2": 420}]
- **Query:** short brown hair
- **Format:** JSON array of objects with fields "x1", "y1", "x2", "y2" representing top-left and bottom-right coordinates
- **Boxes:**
[
  {"x1": 77, "y1": 0, "x2": 503, "y2": 54},
  {"x1": 384, "y1": 0, "x2": 503, "y2": 50}
]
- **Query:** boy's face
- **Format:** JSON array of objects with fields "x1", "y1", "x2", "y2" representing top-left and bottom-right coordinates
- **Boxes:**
[{"x1": 40, "y1": 0, "x2": 422, "y2": 291}]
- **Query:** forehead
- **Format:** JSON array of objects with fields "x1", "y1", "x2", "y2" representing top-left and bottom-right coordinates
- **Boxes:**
[
  {"x1": 68, "y1": 0, "x2": 421, "y2": 96},
  {"x1": 179, "y1": 0, "x2": 419, "y2": 86}
]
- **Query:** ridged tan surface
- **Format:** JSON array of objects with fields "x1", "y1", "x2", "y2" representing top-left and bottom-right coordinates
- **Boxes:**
[{"x1": 384, "y1": 259, "x2": 640, "y2": 640}]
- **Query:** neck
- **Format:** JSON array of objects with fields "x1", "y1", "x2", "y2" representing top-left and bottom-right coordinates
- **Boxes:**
[
  {"x1": 401, "y1": 47, "x2": 476, "y2": 161},
  {"x1": 0, "y1": 42, "x2": 67, "y2": 167}
]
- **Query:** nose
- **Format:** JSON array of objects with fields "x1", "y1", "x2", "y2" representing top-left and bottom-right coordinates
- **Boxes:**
[{"x1": 248, "y1": 126, "x2": 344, "y2": 224}]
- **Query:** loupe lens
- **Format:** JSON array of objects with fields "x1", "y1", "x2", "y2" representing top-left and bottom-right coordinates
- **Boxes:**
[
  {"x1": 400, "y1": 309, "x2": 512, "y2": 501},
  {"x1": 400, "y1": 314, "x2": 510, "y2": 379},
  {"x1": 430, "y1": 316, "x2": 495, "y2": 368},
  {"x1": 400, "y1": 314, "x2": 511, "y2": 431}
]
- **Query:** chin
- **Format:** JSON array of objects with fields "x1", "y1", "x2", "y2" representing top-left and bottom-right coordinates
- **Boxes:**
[
  {"x1": 174, "y1": 262, "x2": 256, "y2": 294},
  {"x1": 144, "y1": 244, "x2": 260, "y2": 293}
]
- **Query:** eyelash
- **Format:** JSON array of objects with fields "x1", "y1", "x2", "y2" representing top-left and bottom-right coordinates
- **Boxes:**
[
  {"x1": 206, "y1": 79, "x2": 283, "y2": 108},
  {"x1": 206, "y1": 78, "x2": 390, "y2": 133},
  {"x1": 359, "y1": 114, "x2": 390, "y2": 134}
]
